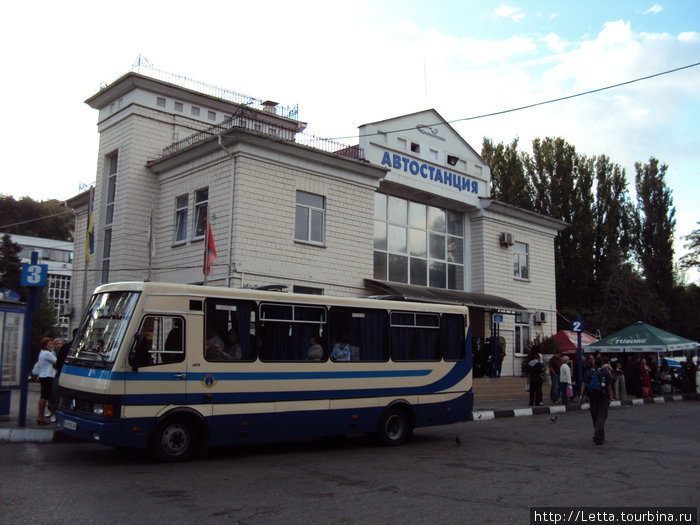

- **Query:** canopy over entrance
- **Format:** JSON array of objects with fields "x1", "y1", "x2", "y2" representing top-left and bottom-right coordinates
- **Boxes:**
[
  {"x1": 585, "y1": 322, "x2": 698, "y2": 354},
  {"x1": 553, "y1": 330, "x2": 598, "y2": 355},
  {"x1": 364, "y1": 279, "x2": 526, "y2": 313}
]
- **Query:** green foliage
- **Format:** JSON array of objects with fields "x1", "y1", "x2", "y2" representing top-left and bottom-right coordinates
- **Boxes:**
[
  {"x1": 0, "y1": 234, "x2": 24, "y2": 300},
  {"x1": 679, "y1": 222, "x2": 700, "y2": 271},
  {"x1": 481, "y1": 137, "x2": 534, "y2": 209},
  {"x1": 30, "y1": 288, "x2": 59, "y2": 365},
  {"x1": 531, "y1": 335, "x2": 560, "y2": 355},
  {"x1": 0, "y1": 195, "x2": 74, "y2": 241},
  {"x1": 482, "y1": 137, "x2": 693, "y2": 339},
  {"x1": 634, "y1": 158, "x2": 676, "y2": 296}
]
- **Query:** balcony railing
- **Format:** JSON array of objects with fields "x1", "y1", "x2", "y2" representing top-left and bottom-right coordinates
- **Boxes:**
[{"x1": 161, "y1": 113, "x2": 363, "y2": 161}]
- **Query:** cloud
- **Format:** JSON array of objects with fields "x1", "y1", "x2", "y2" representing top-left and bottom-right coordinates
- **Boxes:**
[
  {"x1": 644, "y1": 4, "x2": 663, "y2": 14},
  {"x1": 543, "y1": 33, "x2": 569, "y2": 53},
  {"x1": 678, "y1": 31, "x2": 700, "y2": 43},
  {"x1": 490, "y1": 4, "x2": 526, "y2": 22}
]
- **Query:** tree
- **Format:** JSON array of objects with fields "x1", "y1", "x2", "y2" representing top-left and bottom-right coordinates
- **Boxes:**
[
  {"x1": 524, "y1": 137, "x2": 597, "y2": 328},
  {"x1": 30, "y1": 288, "x2": 59, "y2": 366},
  {"x1": 678, "y1": 222, "x2": 700, "y2": 272},
  {"x1": 0, "y1": 195, "x2": 74, "y2": 241},
  {"x1": 481, "y1": 137, "x2": 534, "y2": 210},
  {"x1": 0, "y1": 233, "x2": 24, "y2": 299},
  {"x1": 634, "y1": 157, "x2": 676, "y2": 296},
  {"x1": 593, "y1": 155, "x2": 636, "y2": 319}
]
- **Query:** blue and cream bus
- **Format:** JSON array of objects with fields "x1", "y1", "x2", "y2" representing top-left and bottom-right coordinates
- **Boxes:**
[{"x1": 56, "y1": 282, "x2": 472, "y2": 461}]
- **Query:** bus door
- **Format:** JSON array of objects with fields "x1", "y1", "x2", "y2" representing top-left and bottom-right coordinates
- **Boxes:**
[{"x1": 127, "y1": 315, "x2": 188, "y2": 409}]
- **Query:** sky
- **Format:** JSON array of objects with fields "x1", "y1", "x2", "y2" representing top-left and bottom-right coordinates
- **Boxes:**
[{"x1": 1, "y1": 0, "x2": 699, "y2": 280}]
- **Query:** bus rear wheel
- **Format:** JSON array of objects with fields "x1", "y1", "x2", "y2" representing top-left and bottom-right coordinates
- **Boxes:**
[
  {"x1": 151, "y1": 416, "x2": 196, "y2": 462},
  {"x1": 378, "y1": 407, "x2": 410, "y2": 446}
]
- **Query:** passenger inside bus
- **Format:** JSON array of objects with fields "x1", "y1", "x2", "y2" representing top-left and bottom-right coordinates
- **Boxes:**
[
  {"x1": 205, "y1": 324, "x2": 236, "y2": 361},
  {"x1": 307, "y1": 334, "x2": 323, "y2": 361},
  {"x1": 331, "y1": 332, "x2": 358, "y2": 361},
  {"x1": 224, "y1": 326, "x2": 242, "y2": 360}
]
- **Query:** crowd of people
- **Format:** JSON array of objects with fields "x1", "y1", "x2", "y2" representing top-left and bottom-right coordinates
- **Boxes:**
[
  {"x1": 524, "y1": 348, "x2": 698, "y2": 446},
  {"x1": 525, "y1": 349, "x2": 698, "y2": 406}
]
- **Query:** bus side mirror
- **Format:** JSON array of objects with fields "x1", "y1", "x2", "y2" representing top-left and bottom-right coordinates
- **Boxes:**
[{"x1": 129, "y1": 334, "x2": 150, "y2": 370}]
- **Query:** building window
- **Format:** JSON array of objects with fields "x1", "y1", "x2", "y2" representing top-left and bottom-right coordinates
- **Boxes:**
[
  {"x1": 193, "y1": 188, "x2": 208, "y2": 240},
  {"x1": 174, "y1": 102, "x2": 183, "y2": 112},
  {"x1": 105, "y1": 152, "x2": 118, "y2": 226},
  {"x1": 102, "y1": 228, "x2": 112, "y2": 284},
  {"x1": 514, "y1": 311, "x2": 530, "y2": 356},
  {"x1": 191, "y1": 106, "x2": 200, "y2": 117},
  {"x1": 373, "y1": 193, "x2": 464, "y2": 290},
  {"x1": 173, "y1": 194, "x2": 188, "y2": 244},
  {"x1": 410, "y1": 142, "x2": 420, "y2": 153},
  {"x1": 156, "y1": 97, "x2": 166, "y2": 108},
  {"x1": 295, "y1": 191, "x2": 325, "y2": 244},
  {"x1": 514, "y1": 242, "x2": 529, "y2": 279},
  {"x1": 208, "y1": 110, "x2": 216, "y2": 121}
]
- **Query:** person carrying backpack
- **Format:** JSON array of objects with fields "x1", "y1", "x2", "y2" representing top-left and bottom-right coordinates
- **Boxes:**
[{"x1": 579, "y1": 357, "x2": 614, "y2": 445}]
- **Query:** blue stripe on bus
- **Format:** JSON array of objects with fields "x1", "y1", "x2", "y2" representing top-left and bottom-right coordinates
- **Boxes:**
[
  {"x1": 62, "y1": 365, "x2": 433, "y2": 381},
  {"x1": 124, "y1": 360, "x2": 469, "y2": 405}
]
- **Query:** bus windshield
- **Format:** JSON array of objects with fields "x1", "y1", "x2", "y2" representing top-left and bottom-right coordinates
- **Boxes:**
[{"x1": 67, "y1": 291, "x2": 140, "y2": 367}]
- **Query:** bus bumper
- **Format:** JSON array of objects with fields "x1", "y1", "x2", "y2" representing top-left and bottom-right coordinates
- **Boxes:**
[{"x1": 55, "y1": 410, "x2": 149, "y2": 449}]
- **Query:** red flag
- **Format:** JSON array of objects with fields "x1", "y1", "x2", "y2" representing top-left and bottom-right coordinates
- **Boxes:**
[{"x1": 203, "y1": 215, "x2": 217, "y2": 275}]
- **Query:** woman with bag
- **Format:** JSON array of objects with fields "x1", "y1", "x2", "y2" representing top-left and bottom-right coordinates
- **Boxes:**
[
  {"x1": 36, "y1": 337, "x2": 57, "y2": 425},
  {"x1": 559, "y1": 356, "x2": 572, "y2": 405}
]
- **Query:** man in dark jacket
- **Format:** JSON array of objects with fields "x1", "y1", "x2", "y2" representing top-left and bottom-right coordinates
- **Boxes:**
[{"x1": 579, "y1": 357, "x2": 614, "y2": 445}]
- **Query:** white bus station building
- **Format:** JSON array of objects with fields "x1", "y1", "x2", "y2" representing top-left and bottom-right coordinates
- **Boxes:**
[{"x1": 67, "y1": 68, "x2": 566, "y2": 377}]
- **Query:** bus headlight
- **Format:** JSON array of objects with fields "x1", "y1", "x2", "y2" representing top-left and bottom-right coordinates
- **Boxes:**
[{"x1": 92, "y1": 403, "x2": 115, "y2": 417}]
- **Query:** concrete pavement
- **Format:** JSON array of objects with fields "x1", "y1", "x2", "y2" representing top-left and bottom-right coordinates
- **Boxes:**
[
  {"x1": 0, "y1": 382, "x2": 56, "y2": 443},
  {"x1": 1, "y1": 380, "x2": 697, "y2": 444}
]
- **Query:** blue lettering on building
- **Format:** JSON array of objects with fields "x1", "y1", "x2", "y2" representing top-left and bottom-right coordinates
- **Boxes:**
[{"x1": 380, "y1": 150, "x2": 479, "y2": 194}]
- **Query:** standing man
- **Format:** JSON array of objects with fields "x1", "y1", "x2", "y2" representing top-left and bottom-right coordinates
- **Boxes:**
[
  {"x1": 549, "y1": 350, "x2": 562, "y2": 404},
  {"x1": 579, "y1": 357, "x2": 614, "y2": 445}
]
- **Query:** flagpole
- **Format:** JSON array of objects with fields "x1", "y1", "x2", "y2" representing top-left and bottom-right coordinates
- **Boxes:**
[
  {"x1": 81, "y1": 186, "x2": 94, "y2": 315},
  {"x1": 203, "y1": 210, "x2": 209, "y2": 286}
]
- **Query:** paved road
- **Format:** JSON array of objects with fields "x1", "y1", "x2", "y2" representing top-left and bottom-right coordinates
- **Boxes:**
[{"x1": 1, "y1": 402, "x2": 697, "y2": 524}]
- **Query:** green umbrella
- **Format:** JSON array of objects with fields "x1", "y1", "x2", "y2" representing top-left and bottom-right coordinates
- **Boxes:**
[{"x1": 585, "y1": 321, "x2": 698, "y2": 353}]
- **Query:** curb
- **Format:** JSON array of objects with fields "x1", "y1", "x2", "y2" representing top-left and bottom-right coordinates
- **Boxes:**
[
  {"x1": 0, "y1": 428, "x2": 56, "y2": 443},
  {"x1": 469, "y1": 393, "x2": 699, "y2": 421}
]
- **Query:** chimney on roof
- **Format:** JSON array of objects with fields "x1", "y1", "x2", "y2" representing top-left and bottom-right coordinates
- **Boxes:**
[{"x1": 262, "y1": 100, "x2": 278, "y2": 114}]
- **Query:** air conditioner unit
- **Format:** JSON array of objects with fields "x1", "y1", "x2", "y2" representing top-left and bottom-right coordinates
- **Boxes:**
[
  {"x1": 59, "y1": 303, "x2": 72, "y2": 317},
  {"x1": 499, "y1": 232, "x2": 514, "y2": 246},
  {"x1": 535, "y1": 311, "x2": 547, "y2": 324}
]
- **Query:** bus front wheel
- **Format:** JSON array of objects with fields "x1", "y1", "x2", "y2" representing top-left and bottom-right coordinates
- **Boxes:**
[
  {"x1": 151, "y1": 416, "x2": 197, "y2": 462},
  {"x1": 378, "y1": 407, "x2": 410, "y2": 446}
]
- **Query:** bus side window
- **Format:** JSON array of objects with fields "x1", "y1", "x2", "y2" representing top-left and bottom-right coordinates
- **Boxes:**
[
  {"x1": 259, "y1": 303, "x2": 326, "y2": 361},
  {"x1": 204, "y1": 299, "x2": 257, "y2": 362},
  {"x1": 390, "y1": 312, "x2": 440, "y2": 361},
  {"x1": 441, "y1": 314, "x2": 466, "y2": 361},
  {"x1": 329, "y1": 307, "x2": 388, "y2": 362},
  {"x1": 135, "y1": 315, "x2": 185, "y2": 366}
]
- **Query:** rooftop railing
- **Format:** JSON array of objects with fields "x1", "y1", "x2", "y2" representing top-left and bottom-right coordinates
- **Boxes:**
[
  {"x1": 161, "y1": 113, "x2": 363, "y2": 161},
  {"x1": 120, "y1": 57, "x2": 300, "y2": 120}
]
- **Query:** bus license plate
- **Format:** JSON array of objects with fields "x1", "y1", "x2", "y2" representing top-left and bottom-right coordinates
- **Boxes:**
[{"x1": 63, "y1": 419, "x2": 77, "y2": 431}]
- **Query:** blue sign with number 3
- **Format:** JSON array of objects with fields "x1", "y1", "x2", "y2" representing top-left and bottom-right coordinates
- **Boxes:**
[{"x1": 21, "y1": 264, "x2": 48, "y2": 287}]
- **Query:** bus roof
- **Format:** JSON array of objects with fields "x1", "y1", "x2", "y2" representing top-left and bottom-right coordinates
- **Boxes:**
[{"x1": 94, "y1": 281, "x2": 470, "y2": 314}]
